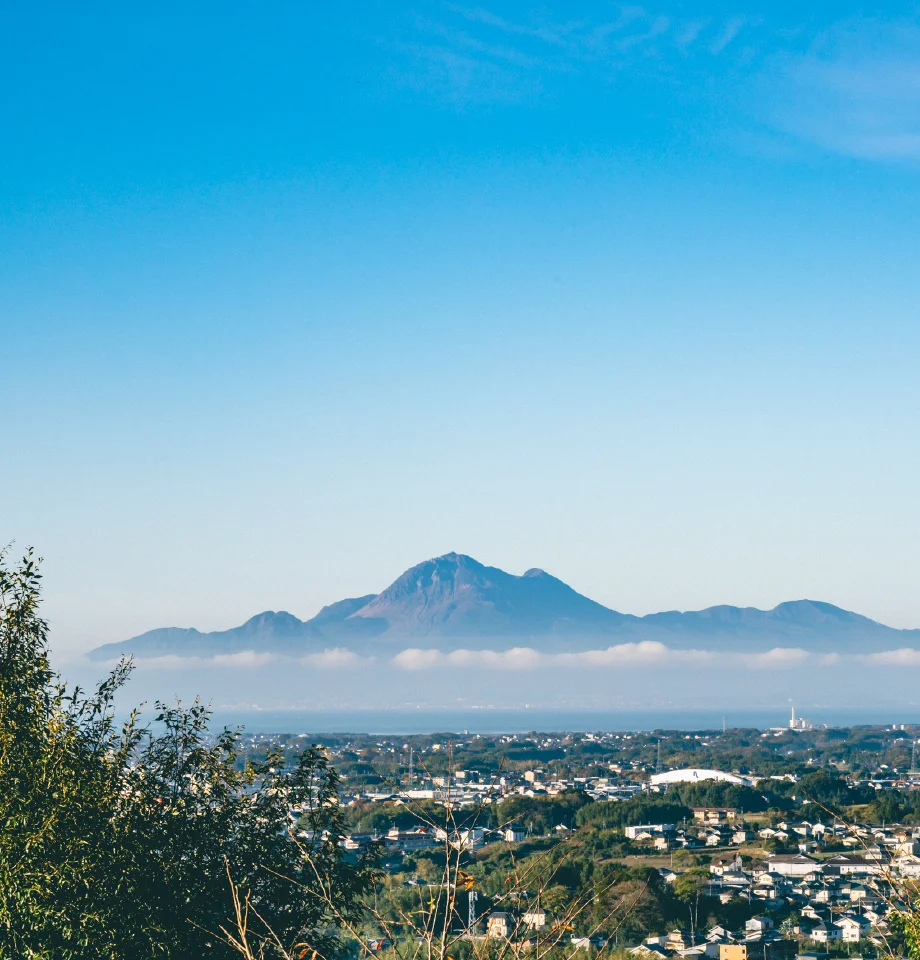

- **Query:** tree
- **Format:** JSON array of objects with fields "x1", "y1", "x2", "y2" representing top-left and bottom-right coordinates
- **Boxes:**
[{"x1": 0, "y1": 549, "x2": 377, "y2": 959}]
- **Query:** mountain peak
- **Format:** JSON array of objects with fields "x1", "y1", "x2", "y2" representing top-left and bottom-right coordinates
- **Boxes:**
[
  {"x1": 770, "y1": 599, "x2": 876, "y2": 626},
  {"x1": 346, "y1": 553, "x2": 623, "y2": 640},
  {"x1": 88, "y1": 555, "x2": 920, "y2": 661}
]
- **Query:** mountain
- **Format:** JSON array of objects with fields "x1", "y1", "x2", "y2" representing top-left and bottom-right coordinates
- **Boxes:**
[
  {"x1": 347, "y1": 553, "x2": 630, "y2": 643},
  {"x1": 88, "y1": 552, "x2": 920, "y2": 660}
]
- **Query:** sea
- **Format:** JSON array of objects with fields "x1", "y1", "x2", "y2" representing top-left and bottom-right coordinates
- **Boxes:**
[{"x1": 207, "y1": 706, "x2": 920, "y2": 736}]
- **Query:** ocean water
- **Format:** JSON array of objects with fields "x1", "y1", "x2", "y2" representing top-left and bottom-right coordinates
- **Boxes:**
[{"x1": 207, "y1": 706, "x2": 920, "y2": 736}]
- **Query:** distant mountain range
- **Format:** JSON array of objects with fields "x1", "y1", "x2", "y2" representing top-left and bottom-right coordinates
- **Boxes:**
[{"x1": 88, "y1": 552, "x2": 920, "y2": 660}]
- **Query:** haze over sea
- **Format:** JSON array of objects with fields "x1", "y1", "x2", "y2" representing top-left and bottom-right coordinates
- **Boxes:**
[{"x1": 209, "y1": 707, "x2": 920, "y2": 736}]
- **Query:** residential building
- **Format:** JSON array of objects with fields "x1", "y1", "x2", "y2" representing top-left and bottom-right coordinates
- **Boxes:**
[
  {"x1": 719, "y1": 946, "x2": 747, "y2": 960},
  {"x1": 487, "y1": 913, "x2": 513, "y2": 938}
]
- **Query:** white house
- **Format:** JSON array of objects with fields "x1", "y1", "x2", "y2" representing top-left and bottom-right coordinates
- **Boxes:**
[
  {"x1": 523, "y1": 909, "x2": 547, "y2": 930},
  {"x1": 810, "y1": 922, "x2": 842, "y2": 943},
  {"x1": 834, "y1": 917, "x2": 870, "y2": 943},
  {"x1": 625, "y1": 824, "x2": 675, "y2": 840}
]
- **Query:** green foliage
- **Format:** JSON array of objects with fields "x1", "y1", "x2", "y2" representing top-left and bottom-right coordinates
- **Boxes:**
[
  {"x1": 672, "y1": 868, "x2": 709, "y2": 902},
  {"x1": 345, "y1": 798, "x2": 447, "y2": 834},
  {"x1": 867, "y1": 788, "x2": 920, "y2": 824},
  {"x1": 668, "y1": 781, "x2": 783, "y2": 813},
  {"x1": 587, "y1": 866, "x2": 680, "y2": 940},
  {"x1": 786, "y1": 770, "x2": 875, "y2": 809},
  {"x1": 575, "y1": 796, "x2": 692, "y2": 830},
  {"x1": 492, "y1": 790, "x2": 592, "y2": 833},
  {"x1": 0, "y1": 550, "x2": 377, "y2": 959}
]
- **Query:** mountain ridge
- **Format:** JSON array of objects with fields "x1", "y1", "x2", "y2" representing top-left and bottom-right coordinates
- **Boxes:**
[{"x1": 88, "y1": 552, "x2": 920, "y2": 660}]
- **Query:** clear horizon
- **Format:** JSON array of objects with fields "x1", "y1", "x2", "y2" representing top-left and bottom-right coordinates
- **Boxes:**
[{"x1": 4, "y1": 2, "x2": 920, "y2": 655}]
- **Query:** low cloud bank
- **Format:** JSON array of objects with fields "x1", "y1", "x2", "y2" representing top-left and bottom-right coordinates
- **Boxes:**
[
  {"x1": 392, "y1": 643, "x2": 818, "y2": 670},
  {"x1": 96, "y1": 643, "x2": 920, "y2": 671},
  {"x1": 99, "y1": 648, "x2": 368, "y2": 670}
]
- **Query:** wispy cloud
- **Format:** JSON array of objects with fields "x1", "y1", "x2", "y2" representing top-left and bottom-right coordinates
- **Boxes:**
[
  {"x1": 764, "y1": 17, "x2": 920, "y2": 159},
  {"x1": 710, "y1": 17, "x2": 746, "y2": 55},
  {"x1": 445, "y1": 4, "x2": 573, "y2": 47},
  {"x1": 675, "y1": 20, "x2": 708, "y2": 50},
  {"x1": 616, "y1": 16, "x2": 671, "y2": 52},
  {"x1": 384, "y1": 3, "x2": 756, "y2": 105}
]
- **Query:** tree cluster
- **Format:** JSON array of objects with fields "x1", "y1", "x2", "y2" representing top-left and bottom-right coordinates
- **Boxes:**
[{"x1": 0, "y1": 552, "x2": 377, "y2": 959}]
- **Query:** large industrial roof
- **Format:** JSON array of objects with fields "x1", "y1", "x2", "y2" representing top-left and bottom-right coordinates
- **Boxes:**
[{"x1": 649, "y1": 768, "x2": 749, "y2": 786}]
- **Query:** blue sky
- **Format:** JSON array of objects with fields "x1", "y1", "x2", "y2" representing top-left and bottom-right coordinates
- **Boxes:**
[{"x1": 3, "y1": 1, "x2": 920, "y2": 654}]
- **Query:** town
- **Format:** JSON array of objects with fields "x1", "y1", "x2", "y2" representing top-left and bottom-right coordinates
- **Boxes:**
[{"x1": 236, "y1": 716, "x2": 920, "y2": 958}]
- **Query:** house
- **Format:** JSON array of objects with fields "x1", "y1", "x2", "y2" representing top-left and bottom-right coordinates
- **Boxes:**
[
  {"x1": 386, "y1": 827, "x2": 436, "y2": 851},
  {"x1": 834, "y1": 917, "x2": 870, "y2": 943},
  {"x1": 433, "y1": 827, "x2": 487, "y2": 849},
  {"x1": 778, "y1": 821, "x2": 813, "y2": 838},
  {"x1": 630, "y1": 945, "x2": 669, "y2": 958},
  {"x1": 896, "y1": 856, "x2": 920, "y2": 878},
  {"x1": 745, "y1": 918, "x2": 774, "y2": 934},
  {"x1": 643, "y1": 935, "x2": 671, "y2": 948},
  {"x1": 625, "y1": 824, "x2": 675, "y2": 840},
  {"x1": 572, "y1": 935, "x2": 607, "y2": 950},
  {"x1": 795, "y1": 918, "x2": 822, "y2": 939},
  {"x1": 674, "y1": 834, "x2": 701, "y2": 849},
  {"x1": 487, "y1": 912, "x2": 514, "y2": 938},
  {"x1": 822, "y1": 854, "x2": 876, "y2": 876},
  {"x1": 719, "y1": 870, "x2": 751, "y2": 890},
  {"x1": 710, "y1": 854, "x2": 744, "y2": 876},
  {"x1": 809, "y1": 922, "x2": 841, "y2": 944},
  {"x1": 680, "y1": 946, "x2": 712, "y2": 959},
  {"x1": 693, "y1": 808, "x2": 739, "y2": 824},
  {"x1": 844, "y1": 883, "x2": 870, "y2": 901},
  {"x1": 343, "y1": 833, "x2": 379, "y2": 851},
  {"x1": 504, "y1": 824, "x2": 526, "y2": 843},
  {"x1": 865, "y1": 844, "x2": 889, "y2": 863},
  {"x1": 733, "y1": 830, "x2": 756, "y2": 844},
  {"x1": 523, "y1": 909, "x2": 547, "y2": 930},
  {"x1": 707, "y1": 926, "x2": 732, "y2": 943},
  {"x1": 719, "y1": 946, "x2": 747, "y2": 960},
  {"x1": 666, "y1": 931, "x2": 692, "y2": 951}
]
